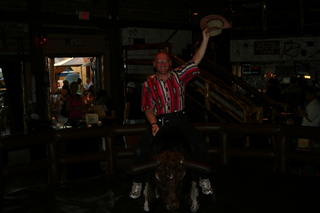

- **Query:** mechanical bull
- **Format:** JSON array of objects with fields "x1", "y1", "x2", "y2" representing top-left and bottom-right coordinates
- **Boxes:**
[{"x1": 129, "y1": 126, "x2": 214, "y2": 212}]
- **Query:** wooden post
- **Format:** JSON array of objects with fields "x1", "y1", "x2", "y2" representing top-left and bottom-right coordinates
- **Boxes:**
[
  {"x1": 48, "y1": 139, "x2": 60, "y2": 183},
  {"x1": 243, "y1": 107, "x2": 263, "y2": 147},
  {"x1": 276, "y1": 133, "x2": 288, "y2": 173},
  {"x1": 105, "y1": 132, "x2": 115, "y2": 175},
  {"x1": 220, "y1": 131, "x2": 229, "y2": 165}
]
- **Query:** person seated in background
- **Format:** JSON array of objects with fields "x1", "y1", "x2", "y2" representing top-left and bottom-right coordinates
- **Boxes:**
[
  {"x1": 83, "y1": 78, "x2": 93, "y2": 91},
  {"x1": 296, "y1": 86, "x2": 320, "y2": 127},
  {"x1": 76, "y1": 78, "x2": 84, "y2": 96},
  {"x1": 59, "y1": 80, "x2": 71, "y2": 118},
  {"x1": 84, "y1": 91, "x2": 94, "y2": 105},
  {"x1": 88, "y1": 85, "x2": 94, "y2": 94},
  {"x1": 61, "y1": 80, "x2": 70, "y2": 96},
  {"x1": 296, "y1": 86, "x2": 320, "y2": 174},
  {"x1": 93, "y1": 90, "x2": 116, "y2": 126},
  {"x1": 84, "y1": 85, "x2": 94, "y2": 97},
  {"x1": 82, "y1": 91, "x2": 95, "y2": 114}
]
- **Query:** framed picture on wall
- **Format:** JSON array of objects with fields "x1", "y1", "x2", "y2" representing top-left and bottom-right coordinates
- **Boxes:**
[
  {"x1": 241, "y1": 64, "x2": 261, "y2": 75},
  {"x1": 295, "y1": 62, "x2": 309, "y2": 75}
]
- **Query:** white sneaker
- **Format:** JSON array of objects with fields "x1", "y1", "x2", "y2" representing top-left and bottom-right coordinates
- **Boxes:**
[
  {"x1": 143, "y1": 183, "x2": 150, "y2": 211},
  {"x1": 190, "y1": 181, "x2": 200, "y2": 212},
  {"x1": 129, "y1": 182, "x2": 142, "y2": 199},
  {"x1": 199, "y1": 178, "x2": 213, "y2": 195}
]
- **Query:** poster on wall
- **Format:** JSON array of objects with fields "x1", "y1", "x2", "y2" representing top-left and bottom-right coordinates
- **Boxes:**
[
  {"x1": 242, "y1": 64, "x2": 261, "y2": 75},
  {"x1": 295, "y1": 62, "x2": 309, "y2": 75},
  {"x1": 254, "y1": 41, "x2": 280, "y2": 55},
  {"x1": 230, "y1": 37, "x2": 320, "y2": 62}
]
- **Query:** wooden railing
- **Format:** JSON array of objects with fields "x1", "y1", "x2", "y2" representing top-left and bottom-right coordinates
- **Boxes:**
[
  {"x1": 172, "y1": 54, "x2": 287, "y2": 124},
  {"x1": 199, "y1": 57, "x2": 287, "y2": 123},
  {"x1": 187, "y1": 70, "x2": 263, "y2": 123},
  {"x1": 1, "y1": 123, "x2": 320, "y2": 195}
]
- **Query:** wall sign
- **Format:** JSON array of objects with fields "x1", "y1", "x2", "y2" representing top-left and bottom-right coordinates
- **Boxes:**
[
  {"x1": 254, "y1": 41, "x2": 279, "y2": 55},
  {"x1": 230, "y1": 37, "x2": 320, "y2": 62}
]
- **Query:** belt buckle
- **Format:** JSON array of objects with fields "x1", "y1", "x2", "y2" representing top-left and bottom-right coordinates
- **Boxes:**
[{"x1": 158, "y1": 116, "x2": 168, "y2": 127}]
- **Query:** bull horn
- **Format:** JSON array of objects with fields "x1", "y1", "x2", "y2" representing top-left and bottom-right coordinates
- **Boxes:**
[
  {"x1": 127, "y1": 160, "x2": 158, "y2": 176},
  {"x1": 184, "y1": 160, "x2": 215, "y2": 174}
]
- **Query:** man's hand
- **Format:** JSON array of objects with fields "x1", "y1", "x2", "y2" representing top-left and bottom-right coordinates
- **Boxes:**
[
  {"x1": 145, "y1": 109, "x2": 160, "y2": 136},
  {"x1": 296, "y1": 106, "x2": 312, "y2": 122},
  {"x1": 202, "y1": 27, "x2": 210, "y2": 40},
  {"x1": 152, "y1": 124, "x2": 159, "y2": 136}
]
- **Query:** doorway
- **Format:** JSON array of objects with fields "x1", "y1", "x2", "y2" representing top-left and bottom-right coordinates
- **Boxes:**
[
  {"x1": 49, "y1": 57, "x2": 97, "y2": 93},
  {"x1": 47, "y1": 56, "x2": 102, "y2": 124}
]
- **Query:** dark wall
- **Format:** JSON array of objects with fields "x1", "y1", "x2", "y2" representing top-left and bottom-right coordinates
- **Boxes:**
[{"x1": 1, "y1": 62, "x2": 24, "y2": 134}]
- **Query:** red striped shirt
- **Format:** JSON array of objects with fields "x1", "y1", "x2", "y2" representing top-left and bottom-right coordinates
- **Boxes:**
[{"x1": 141, "y1": 60, "x2": 199, "y2": 115}]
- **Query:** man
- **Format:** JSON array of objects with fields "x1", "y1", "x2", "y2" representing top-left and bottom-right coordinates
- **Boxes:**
[
  {"x1": 130, "y1": 28, "x2": 212, "y2": 199},
  {"x1": 84, "y1": 78, "x2": 93, "y2": 91},
  {"x1": 296, "y1": 87, "x2": 320, "y2": 175},
  {"x1": 297, "y1": 87, "x2": 320, "y2": 127}
]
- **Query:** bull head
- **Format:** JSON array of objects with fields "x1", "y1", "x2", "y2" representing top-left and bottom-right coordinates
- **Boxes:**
[
  {"x1": 129, "y1": 150, "x2": 213, "y2": 212},
  {"x1": 153, "y1": 151, "x2": 186, "y2": 212}
]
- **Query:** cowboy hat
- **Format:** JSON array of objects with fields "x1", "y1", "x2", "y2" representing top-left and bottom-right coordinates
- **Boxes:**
[
  {"x1": 200, "y1": 14, "x2": 231, "y2": 36},
  {"x1": 126, "y1": 81, "x2": 136, "y2": 88}
]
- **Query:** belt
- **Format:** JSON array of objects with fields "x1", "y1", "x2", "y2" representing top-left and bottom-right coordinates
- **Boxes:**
[{"x1": 156, "y1": 111, "x2": 185, "y2": 127}]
